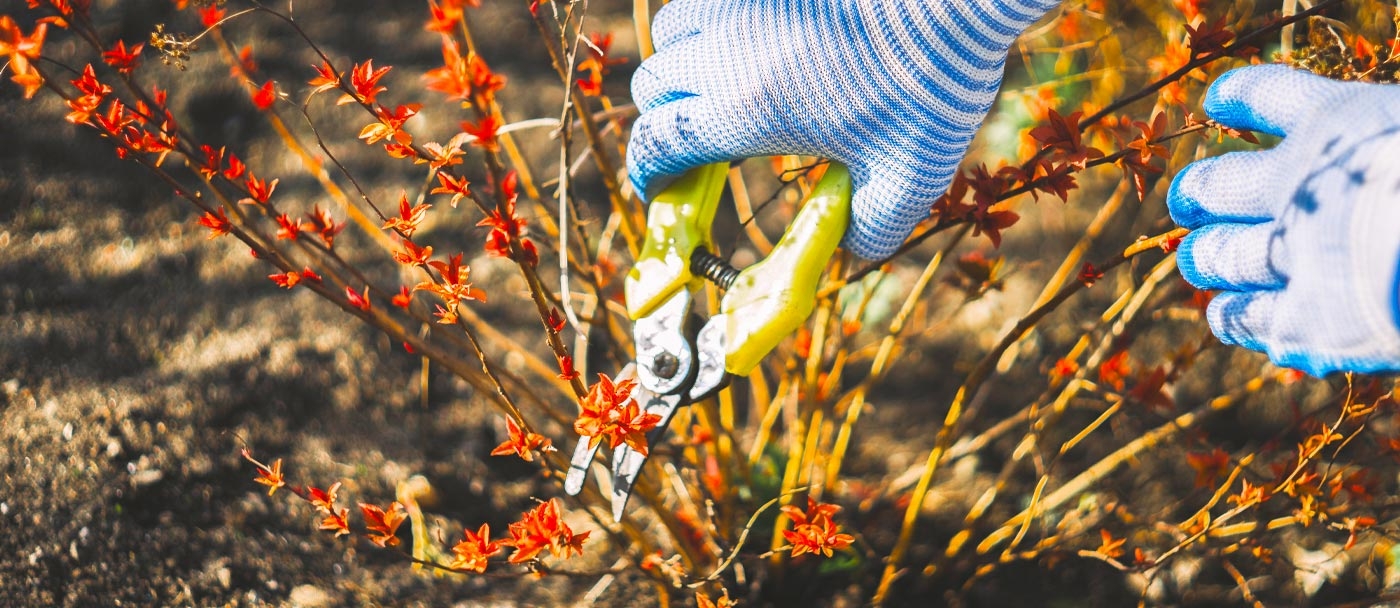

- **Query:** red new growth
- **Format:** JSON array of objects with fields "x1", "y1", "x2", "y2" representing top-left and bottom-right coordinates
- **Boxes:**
[
  {"x1": 1078, "y1": 262, "x2": 1104, "y2": 286},
  {"x1": 557, "y1": 355, "x2": 580, "y2": 381},
  {"x1": 391, "y1": 286, "x2": 413, "y2": 309},
  {"x1": 1185, "y1": 16, "x2": 1256, "y2": 59},
  {"x1": 198, "y1": 209, "x2": 231, "y2": 239},
  {"x1": 431, "y1": 171, "x2": 471, "y2": 208},
  {"x1": 224, "y1": 154, "x2": 247, "y2": 180},
  {"x1": 230, "y1": 45, "x2": 257, "y2": 78},
  {"x1": 780, "y1": 497, "x2": 854, "y2": 558},
  {"x1": 383, "y1": 193, "x2": 431, "y2": 237},
  {"x1": 198, "y1": 4, "x2": 226, "y2": 28},
  {"x1": 490, "y1": 417, "x2": 554, "y2": 462},
  {"x1": 361, "y1": 103, "x2": 420, "y2": 145},
  {"x1": 306, "y1": 206, "x2": 345, "y2": 248},
  {"x1": 1050, "y1": 357, "x2": 1079, "y2": 380},
  {"x1": 269, "y1": 271, "x2": 303, "y2": 288},
  {"x1": 320, "y1": 507, "x2": 351, "y2": 537},
  {"x1": 479, "y1": 171, "x2": 533, "y2": 262},
  {"x1": 242, "y1": 173, "x2": 278, "y2": 206},
  {"x1": 308, "y1": 61, "x2": 340, "y2": 96},
  {"x1": 425, "y1": 0, "x2": 464, "y2": 34},
  {"x1": 340, "y1": 60, "x2": 390, "y2": 106},
  {"x1": 1096, "y1": 529, "x2": 1126, "y2": 559},
  {"x1": 251, "y1": 80, "x2": 277, "y2": 110},
  {"x1": 307, "y1": 482, "x2": 341, "y2": 513},
  {"x1": 346, "y1": 286, "x2": 372, "y2": 311},
  {"x1": 0, "y1": 15, "x2": 48, "y2": 98},
  {"x1": 418, "y1": 140, "x2": 465, "y2": 171},
  {"x1": 275, "y1": 213, "x2": 304, "y2": 241},
  {"x1": 546, "y1": 307, "x2": 567, "y2": 333},
  {"x1": 1186, "y1": 448, "x2": 1230, "y2": 488},
  {"x1": 65, "y1": 64, "x2": 110, "y2": 124},
  {"x1": 450, "y1": 523, "x2": 503, "y2": 573},
  {"x1": 359, "y1": 502, "x2": 406, "y2": 548},
  {"x1": 1028, "y1": 109, "x2": 1103, "y2": 167},
  {"x1": 93, "y1": 98, "x2": 133, "y2": 135},
  {"x1": 505, "y1": 498, "x2": 589, "y2": 564},
  {"x1": 417, "y1": 253, "x2": 486, "y2": 319},
  {"x1": 573, "y1": 373, "x2": 661, "y2": 455},
  {"x1": 1098, "y1": 351, "x2": 1131, "y2": 391},
  {"x1": 241, "y1": 450, "x2": 285, "y2": 496},
  {"x1": 1121, "y1": 112, "x2": 1169, "y2": 200},
  {"x1": 425, "y1": 41, "x2": 504, "y2": 102},
  {"x1": 393, "y1": 239, "x2": 433, "y2": 267},
  {"x1": 101, "y1": 40, "x2": 141, "y2": 74},
  {"x1": 269, "y1": 268, "x2": 320, "y2": 289},
  {"x1": 197, "y1": 145, "x2": 224, "y2": 180},
  {"x1": 461, "y1": 115, "x2": 500, "y2": 152}
]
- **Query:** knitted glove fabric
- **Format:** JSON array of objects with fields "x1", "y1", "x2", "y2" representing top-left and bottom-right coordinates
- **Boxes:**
[
  {"x1": 1167, "y1": 65, "x2": 1400, "y2": 376},
  {"x1": 626, "y1": 0, "x2": 1060, "y2": 259}
]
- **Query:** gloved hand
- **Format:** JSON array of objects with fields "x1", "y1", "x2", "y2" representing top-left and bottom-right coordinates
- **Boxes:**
[
  {"x1": 626, "y1": 0, "x2": 1061, "y2": 260},
  {"x1": 1167, "y1": 64, "x2": 1400, "y2": 376}
]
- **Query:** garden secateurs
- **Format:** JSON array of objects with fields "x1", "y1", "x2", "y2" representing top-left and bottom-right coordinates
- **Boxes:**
[{"x1": 564, "y1": 161, "x2": 853, "y2": 521}]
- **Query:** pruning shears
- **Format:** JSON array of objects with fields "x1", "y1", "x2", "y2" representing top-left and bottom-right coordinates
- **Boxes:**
[{"x1": 565, "y1": 161, "x2": 853, "y2": 521}]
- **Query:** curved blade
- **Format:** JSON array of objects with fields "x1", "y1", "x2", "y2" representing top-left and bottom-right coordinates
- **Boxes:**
[
  {"x1": 564, "y1": 363, "x2": 639, "y2": 496},
  {"x1": 563, "y1": 437, "x2": 600, "y2": 496},
  {"x1": 609, "y1": 389, "x2": 685, "y2": 521}
]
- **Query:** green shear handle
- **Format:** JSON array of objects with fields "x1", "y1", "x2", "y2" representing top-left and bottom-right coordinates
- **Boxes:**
[{"x1": 624, "y1": 161, "x2": 853, "y2": 376}]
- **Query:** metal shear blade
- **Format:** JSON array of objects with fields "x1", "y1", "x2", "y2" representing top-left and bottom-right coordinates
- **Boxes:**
[{"x1": 564, "y1": 290, "x2": 729, "y2": 521}]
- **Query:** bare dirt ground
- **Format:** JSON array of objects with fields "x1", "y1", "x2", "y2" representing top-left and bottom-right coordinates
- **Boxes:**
[
  {"x1": 0, "y1": 1, "x2": 640, "y2": 605},
  {"x1": 2, "y1": 1, "x2": 1396, "y2": 607}
]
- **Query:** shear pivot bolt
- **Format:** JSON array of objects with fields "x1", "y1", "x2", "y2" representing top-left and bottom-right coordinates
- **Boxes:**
[{"x1": 652, "y1": 353, "x2": 680, "y2": 379}]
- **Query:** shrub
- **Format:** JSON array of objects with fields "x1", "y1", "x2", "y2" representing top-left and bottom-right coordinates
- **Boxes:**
[{"x1": 6, "y1": 0, "x2": 1400, "y2": 604}]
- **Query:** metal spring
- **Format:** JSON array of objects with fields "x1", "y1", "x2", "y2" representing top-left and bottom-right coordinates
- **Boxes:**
[{"x1": 691, "y1": 247, "x2": 740, "y2": 291}]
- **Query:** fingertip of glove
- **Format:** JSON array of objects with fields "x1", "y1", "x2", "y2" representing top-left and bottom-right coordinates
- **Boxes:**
[
  {"x1": 1203, "y1": 66, "x2": 1291, "y2": 138},
  {"x1": 1165, "y1": 166, "x2": 1211, "y2": 229},
  {"x1": 1175, "y1": 229, "x2": 1208, "y2": 288}
]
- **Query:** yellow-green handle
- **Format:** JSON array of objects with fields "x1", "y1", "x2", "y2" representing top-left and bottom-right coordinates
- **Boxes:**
[
  {"x1": 624, "y1": 162, "x2": 730, "y2": 320},
  {"x1": 721, "y1": 164, "x2": 851, "y2": 375}
]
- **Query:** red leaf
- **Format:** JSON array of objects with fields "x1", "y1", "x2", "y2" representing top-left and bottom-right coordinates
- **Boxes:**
[
  {"x1": 359, "y1": 502, "x2": 406, "y2": 548},
  {"x1": 557, "y1": 355, "x2": 580, "y2": 381},
  {"x1": 450, "y1": 523, "x2": 503, "y2": 573},
  {"x1": 1078, "y1": 262, "x2": 1104, "y2": 286},
  {"x1": 101, "y1": 40, "x2": 142, "y2": 74},
  {"x1": 197, "y1": 208, "x2": 231, "y2": 239},
  {"x1": 490, "y1": 417, "x2": 555, "y2": 462},
  {"x1": 546, "y1": 307, "x2": 566, "y2": 333},
  {"x1": 392, "y1": 285, "x2": 412, "y2": 309},
  {"x1": 308, "y1": 60, "x2": 340, "y2": 96},
  {"x1": 339, "y1": 59, "x2": 390, "y2": 106},
  {"x1": 461, "y1": 115, "x2": 500, "y2": 152},
  {"x1": 431, "y1": 171, "x2": 472, "y2": 208},
  {"x1": 251, "y1": 80, "x2": 276, "y2": 110},
  {"x1": 198, "y1": 5, "x2": 226, "y2": 27},
  {"x1": 346, "y1": 286, "x2": 372, "y2": 311}
]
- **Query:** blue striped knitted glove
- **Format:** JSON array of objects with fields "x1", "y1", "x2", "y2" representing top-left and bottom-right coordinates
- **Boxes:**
[
  {"x1": 626, "y1": 0, "x2": 1061, "y2": 259},
  {"x1": 1167, "y1": 65, "x2": 1400, "y2": 376}
]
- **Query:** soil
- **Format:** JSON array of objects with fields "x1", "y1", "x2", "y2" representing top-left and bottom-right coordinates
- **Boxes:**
[{"x1": 1, "y1": 1, "x2": 1395, "y2": 607}]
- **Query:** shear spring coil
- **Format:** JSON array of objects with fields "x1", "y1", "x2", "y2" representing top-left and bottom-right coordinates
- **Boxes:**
[{"x1": 691, "y1": 248, "x2": 739, "y2": 291}]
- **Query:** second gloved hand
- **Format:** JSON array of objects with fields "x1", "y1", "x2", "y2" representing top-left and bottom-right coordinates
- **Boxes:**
[
  {"x1": 626, "y1": 0, "x2": 1060, "y2": 260},
  {"x1": 1167, "y1": 65, "x2": 1400, "y2": 376}
]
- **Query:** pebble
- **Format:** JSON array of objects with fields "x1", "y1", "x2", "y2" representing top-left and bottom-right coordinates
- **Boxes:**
[{"x1": 288, "y1": 584, "x2": 332, "y2": 608}]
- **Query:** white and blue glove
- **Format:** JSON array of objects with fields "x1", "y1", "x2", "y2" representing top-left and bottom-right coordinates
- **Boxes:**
[
  {"x1": 1168, "y1": 65, "x2": 1400, "y2": 376},
  {"x1": 625, "y1": 0, "x2": 1061, "y2": 259}
]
